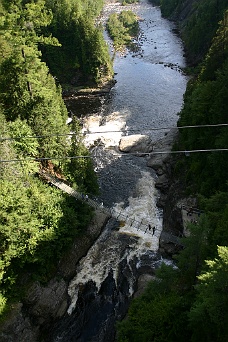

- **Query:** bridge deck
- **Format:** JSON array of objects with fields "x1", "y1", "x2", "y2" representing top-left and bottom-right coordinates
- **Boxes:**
[{"x1": 39, "y1": 171, "x2": 183, "y2": 246}]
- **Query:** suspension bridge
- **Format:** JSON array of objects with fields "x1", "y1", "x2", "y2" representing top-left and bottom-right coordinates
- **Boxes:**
[{"x1": 39, "y1": 170, "x2": 183, "y2": 246}]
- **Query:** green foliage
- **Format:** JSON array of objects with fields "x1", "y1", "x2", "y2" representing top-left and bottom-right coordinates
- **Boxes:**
[
  {"x1": 107, "y1": 10, "x2": 139, "y2": 50},
  {"x1": 182, "y1": 0, "x2": 228, "y2": 62},
  {"x1": 63, "y1": 117, "x2": 99, "y2": 195},
  {"x1": 8, "y1": 119, "x2": 39, "y2": 158},
  {"x1": 0, "y1": 0, "x2": 71, "y2": 164},
  {"x1": 0, "y1": 293, "x2": 7, "y2": 316},
  {"x1": 177, "y1": 15, "x2": 228, "y2": 196},
  {"x1": 199, "y1": 10, "x2": 228, "y2": 81},
  {"x1": 189, "y1": 246, "x2": 228, "y2": 342},
  {"x1": 76, "y1": 16, "x2": 113, "y2": 83},
  {"x1": 0, "y1": 0, "x2": 100, "y2": 316},
  {"x1": 0, "y1": 142, "x2": 94, "y2": 299},
  {"x1": 174, "y1": 217, "x2": 210, "y2": 289},
  {"x1": 198, "y1": 191, "x2": 228, "y2": 252},
  {"x1": 43, "y1": 0, "x2": 113, "y2": 84},
  {"x1": 122, "y1": 0, "x2": 138, "y2": 5},
  {"x1": 0, "y1": 47, "x2": 70, "y2": 162},
  {"x1": 160, "y1": 0, "x2": 228, "y2": 63},
  {"x1": 117, "y1": 264, "x2": 191, "y2": 342},
  {"x1": 117, "y1": 220, "x2": 228, "y2": 341},
  {"x1": 117, "y1": 3, "x2": 228, "y2": 342},
  {"x1": 160, "y1": 0, "x2": 182, "y2": 17},
  {"x1": 118, "y1": 293, "x2": 188, "y2": 342}
]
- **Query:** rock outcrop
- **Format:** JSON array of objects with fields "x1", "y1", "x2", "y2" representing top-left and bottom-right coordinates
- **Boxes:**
[
  {"x1": 119, "y1": 134, "x2": 153, "y2": 154},
  {"x1": 0, "y1": 210, "x2": 110, "y2": 342},
  {"x1": 146, "y1": 130, "x2": 186, "y2": 255},
  {"x1": 147, "y1": 129, "x2": 177, "y2": 193}
]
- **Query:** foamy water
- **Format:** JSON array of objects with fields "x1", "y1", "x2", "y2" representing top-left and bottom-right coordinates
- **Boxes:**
[
  {"x1": 67, "y1": 160, "x2": 162, "y2": 314},
  {"x1": 66, "y1": 0, "x2": 186, "y2": 323},
  {"x1": 81, "y1": 111, "x2": 127, "y2": 148}
]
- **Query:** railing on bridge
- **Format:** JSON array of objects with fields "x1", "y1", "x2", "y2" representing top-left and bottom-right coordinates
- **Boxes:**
[{"x1": 39, "y1": 170, "x2": 184, "y2": 246}]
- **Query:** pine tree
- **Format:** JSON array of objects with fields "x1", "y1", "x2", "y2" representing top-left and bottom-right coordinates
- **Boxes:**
[{"x1": 189, "y1": 246, "x2": 228, "y2": 342}]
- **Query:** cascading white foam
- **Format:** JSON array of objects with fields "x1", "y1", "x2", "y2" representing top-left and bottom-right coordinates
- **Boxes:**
[
  {"x1": 66, "y1": 0, "x2": 187, "y2": 319},
  {"x1": 82, "y1": 110, "x2": 128, "y2": 149},
  {"x1": 67, "y1": 164, "x2": 162, "y2": 315}
]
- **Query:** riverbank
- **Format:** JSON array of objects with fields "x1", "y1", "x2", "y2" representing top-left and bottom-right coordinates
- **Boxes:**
[
  {"x1": 0, "y1": 210, "x2": 110, "y2": 342},
  {"x1": 0, "y1": 1, "x2": 189, "y2": 340}
]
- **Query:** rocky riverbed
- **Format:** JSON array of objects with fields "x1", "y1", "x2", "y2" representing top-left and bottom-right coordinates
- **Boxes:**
[
  {"x1": 0, "y1": 0, "x2": 189, "y2": 340},
  {"x1": 0, "y1": 129, "x2": 188, "y2": 342}
]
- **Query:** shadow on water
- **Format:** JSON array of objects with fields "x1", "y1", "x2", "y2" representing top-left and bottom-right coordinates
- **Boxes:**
[
  {"x1": 64, "y1": 95, "x2": 106, "y2": 118},
  {"x1": 44, "y1": 228, "x2": 164, "y2": 342},
  {"x1": 43, "y1": 1, "x2": 188, "y2": 341}
]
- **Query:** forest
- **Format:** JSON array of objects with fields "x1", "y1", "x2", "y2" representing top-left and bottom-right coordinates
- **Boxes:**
[
  {"x1": 0, "y1": 0, "x2": 112, "y2": 317},
  {"x1": 117, "y1": 1, "x2": 228, "y2": 341},
  {"x1": 0, "y1": 0, "x2": 227, "y2": 340},
  {"x1": 107, "y1": 9, "x2": 139, "y2": 50}
]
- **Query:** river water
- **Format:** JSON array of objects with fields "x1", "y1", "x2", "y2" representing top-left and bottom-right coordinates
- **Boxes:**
[{"x1": 50, "y1": 1, "x2": 187, "y2": 341}]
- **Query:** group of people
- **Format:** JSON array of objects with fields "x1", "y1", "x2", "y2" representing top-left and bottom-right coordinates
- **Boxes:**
[
  {"x1": 81, "y1": 193, "x2": 89, "y2": 201},
  {"x1": 148, "y1": 224, "x2": 156, "y2": 235},
  {"x1": 80, "y1": 193, "x2": 157, "y2": 236}
]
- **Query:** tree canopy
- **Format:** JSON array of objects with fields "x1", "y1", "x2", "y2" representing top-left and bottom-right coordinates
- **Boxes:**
[
  {"x1": 159, "y1": 0, "x2": 228, "y2": 64},
  {"x1": 42, "y1": 0, "x2": 113, "y2": 85},
  {"x1": 117, "y1": 4, "x2": 228, "y2": 342},
  {"x1": 107, "y1": 10, "x2": 139, "y2": 50},
  {"x1": 0, "y1": 0, "x2": 103, "y2": 316}
]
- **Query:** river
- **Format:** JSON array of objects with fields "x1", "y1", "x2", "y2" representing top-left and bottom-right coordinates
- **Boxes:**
[{"x1": 49, "y1": 1, "x2": 188, "y2": 341}]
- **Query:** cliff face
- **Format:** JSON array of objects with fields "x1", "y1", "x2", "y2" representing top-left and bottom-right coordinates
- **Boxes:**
[
  {"x1": 168, "y1": 0, "x2": 198, "y2": 21},
  {"x1": 0, "y1": 211, "x2": 110, "y2": 342},
  {"x1": 171, "y1": 0, "x2": 208, "y2": 64},
  {"x1": 159, "y1": 0, "x2": 227, "y2": 65}
]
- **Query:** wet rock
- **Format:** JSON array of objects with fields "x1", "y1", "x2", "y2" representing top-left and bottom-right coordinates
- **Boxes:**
[
  {"x1": 58, "y1": 210, "x2": 109, "y2": 280},
  {"x1": 0, "y1": 303, "x2": 39, "y2": 342},
  {"x1": 157, "y1": 193, "x2": 168, "y2": 207},
  {"x1": 159, "y1": 241, "x2": 183, "y2": 257},
  {"x1": 119, "y1": 134, "x2": 153, "y2": 154},
  {"x1": 147, "y1": 129, "x2": 178, "y2": 173},
  {"x1": 134, "y1": 274, "x2": 155, "y2": 298},
  {"x1": 147, "y1": 153, "x2": 170, "y2": 172},
  {"x1": 24, "y1": 279, "x2": 68, "y2": 325},
  {"x1": 0, "y1": 210, "x2": 109, "y2": 342},
  {"x1": 136, "y1": 251, "x2": 163, "y2": 275},
  {"x1": 155, "y1": 174, "x2": 169, "y2": 190}
]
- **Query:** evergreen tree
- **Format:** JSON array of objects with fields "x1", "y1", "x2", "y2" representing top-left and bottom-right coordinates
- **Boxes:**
[
  {"x1": 117, "y1": 264, "x2": 191, "y2": 342},
  {"x1": 43, "y1": 0, "x2": 113, "y2": 84},
  {"x1": 64, "y1": 116, "x2": 99, "y2": 195},
  {"x1": 0, "y1": 0, "x2": 70, "y2": 163},
  {"x1": 189, "y1": 246, "x2": 228, "y2": 342},
  {"x1": 177, "y1": 14, "x2": 228, "y2": 195}
]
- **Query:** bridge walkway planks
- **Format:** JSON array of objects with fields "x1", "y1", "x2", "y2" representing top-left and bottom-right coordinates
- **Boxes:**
[{"x1": 39, "y1": 171, "x2": 183, "y2": 246}]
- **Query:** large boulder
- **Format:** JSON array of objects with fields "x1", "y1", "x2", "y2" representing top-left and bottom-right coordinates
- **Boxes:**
[
  {"x1": 119, "y1": 134, "x2": 153, "y2": 154},
  {"x1": 147, "y1": 129, "x2": 178, "y2": 173}
]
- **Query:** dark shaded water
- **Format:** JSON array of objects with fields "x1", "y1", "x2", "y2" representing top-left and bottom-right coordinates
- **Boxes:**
[{"x1": 47, "y1": 1, "x2": 188, "y2": 341}]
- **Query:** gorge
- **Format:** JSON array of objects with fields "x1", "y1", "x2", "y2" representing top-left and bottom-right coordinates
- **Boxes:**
[
  {"x1": 45, "y1": 1, "x2": 188, "y2": 341},
  {"x1": 1, "y1": 0, "x2": 227, "y2": 341}
]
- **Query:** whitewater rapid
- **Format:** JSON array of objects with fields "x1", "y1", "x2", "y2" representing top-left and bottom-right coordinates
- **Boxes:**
[{"x1": 52, "y1": 1, "x2": 187, "y2": 340}]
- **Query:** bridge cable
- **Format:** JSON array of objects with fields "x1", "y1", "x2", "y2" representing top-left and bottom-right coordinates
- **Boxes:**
[{"x1": 1, "y1": 123, "x2": 228, "y2": 142}]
